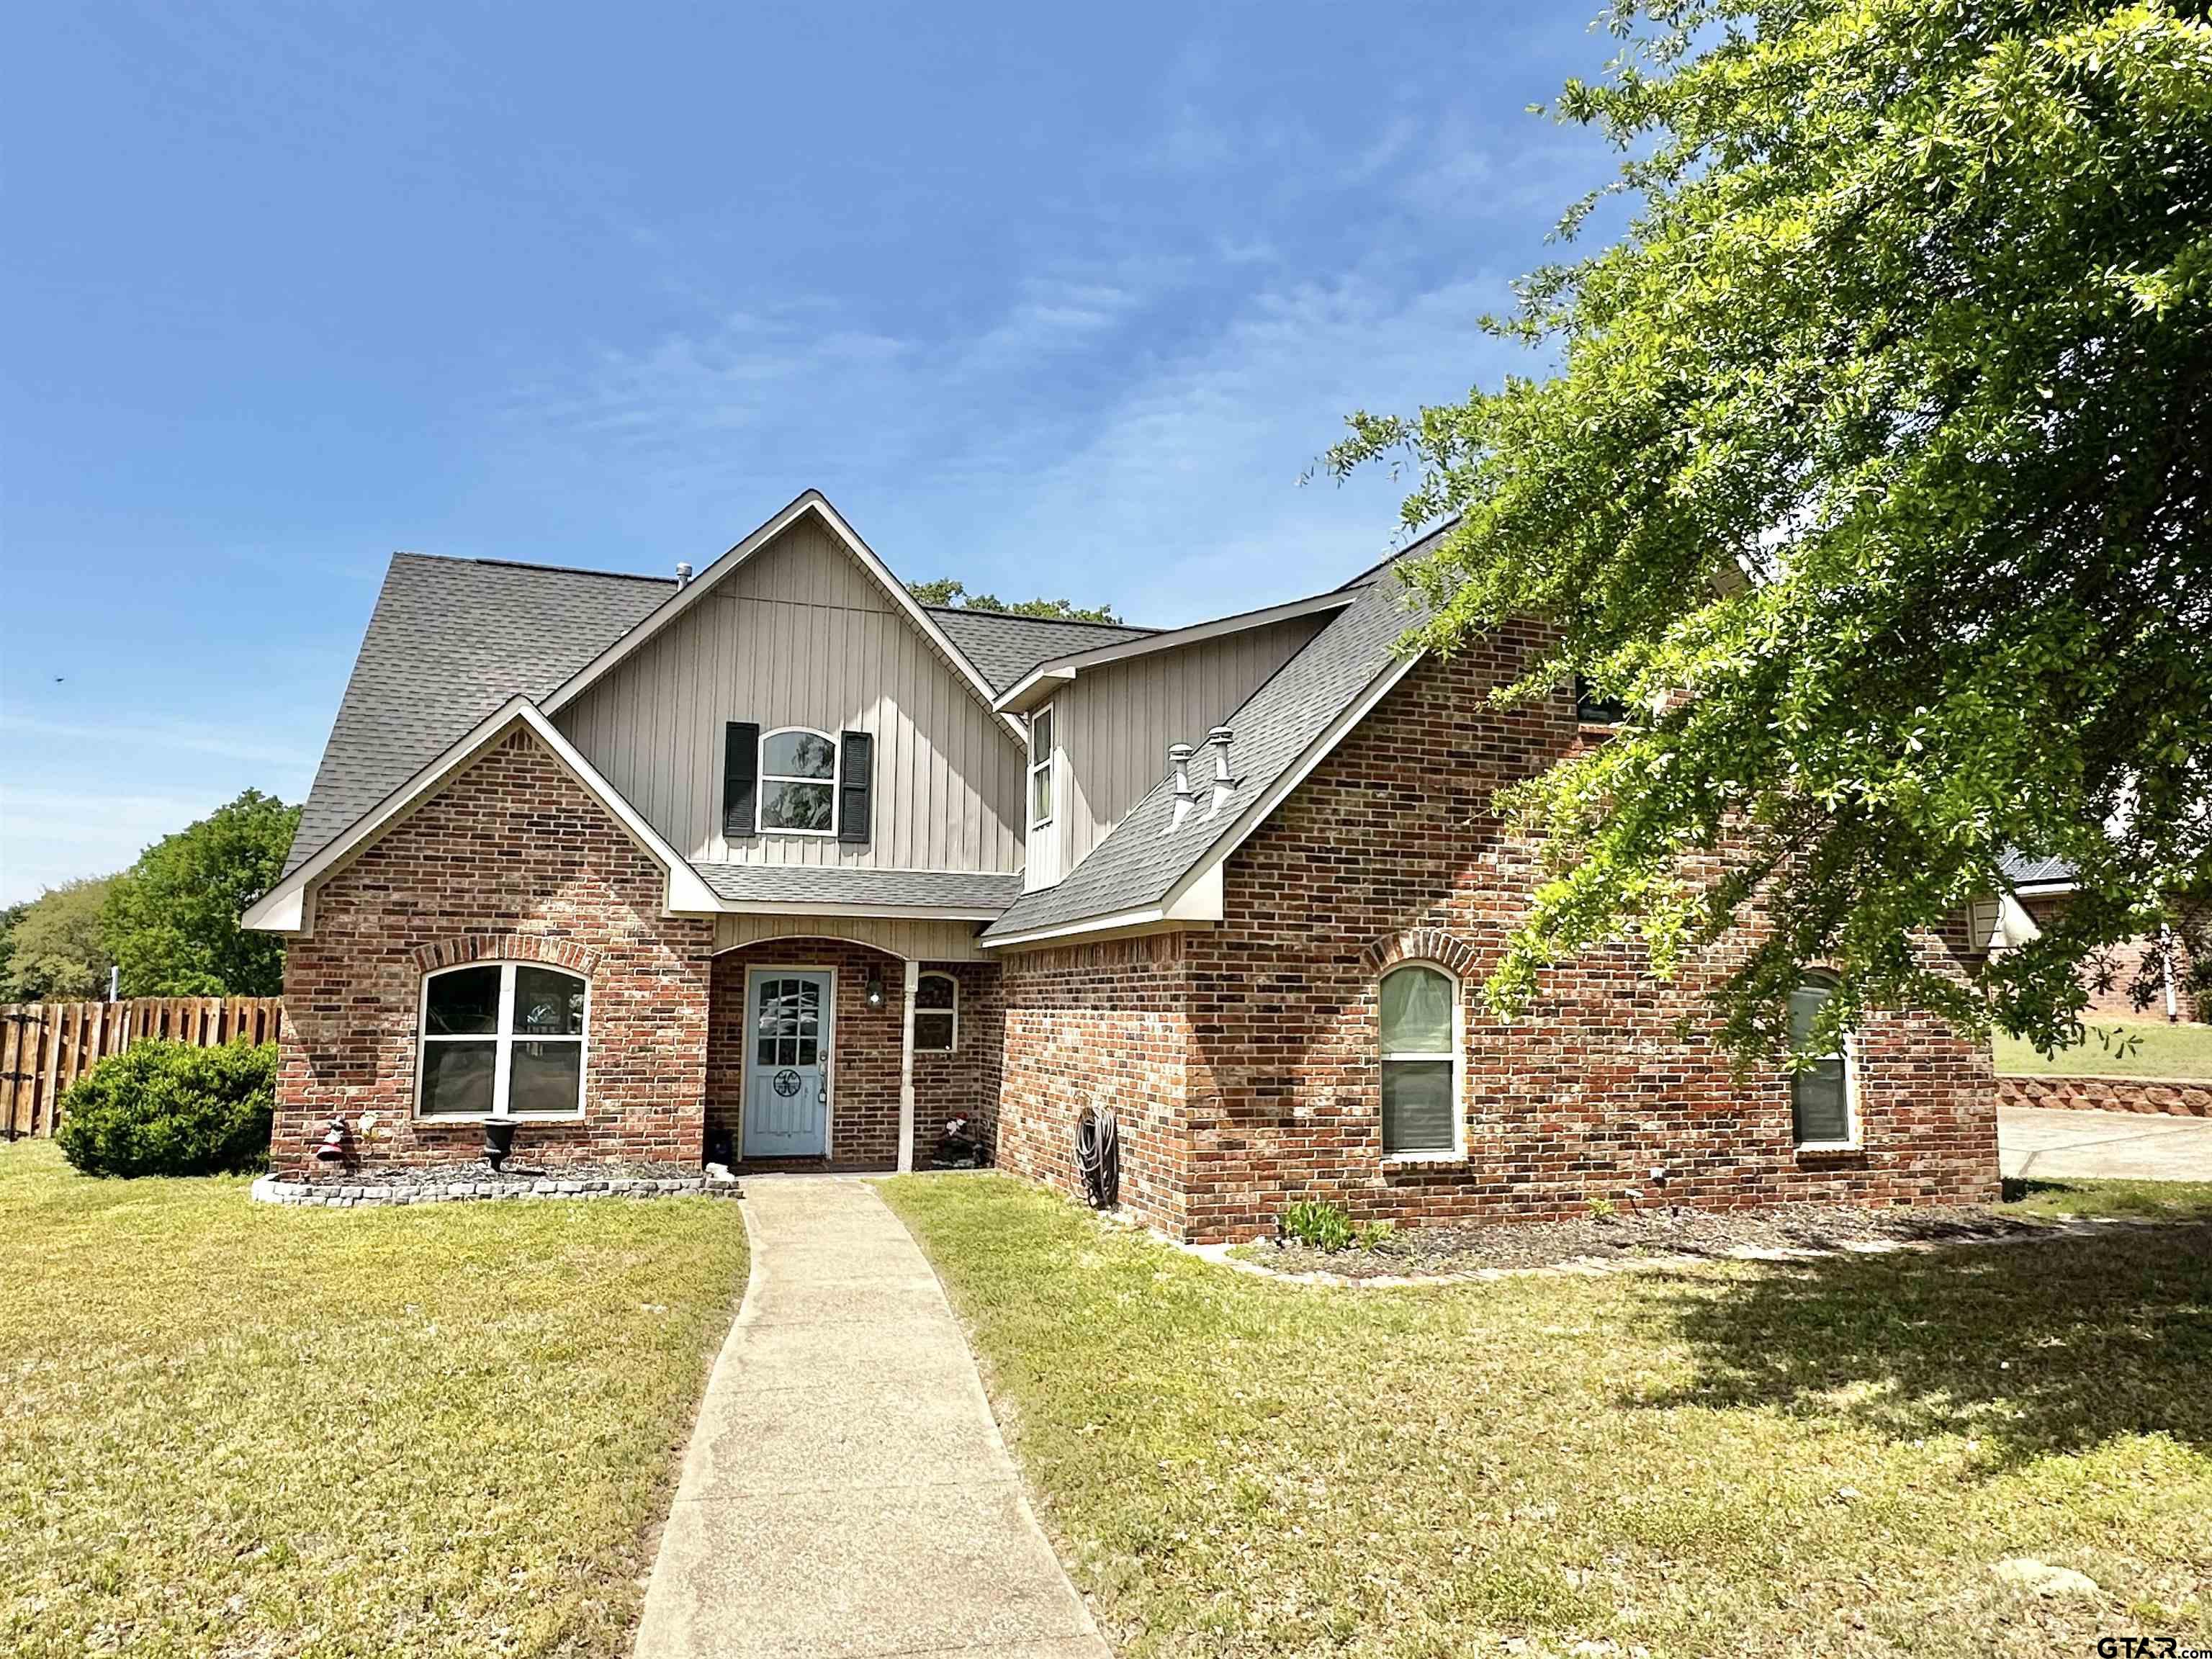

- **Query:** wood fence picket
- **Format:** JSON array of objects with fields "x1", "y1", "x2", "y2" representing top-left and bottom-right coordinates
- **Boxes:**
[{"x1": 0, "y1": 997, "x2": 283, "y2": 1139}]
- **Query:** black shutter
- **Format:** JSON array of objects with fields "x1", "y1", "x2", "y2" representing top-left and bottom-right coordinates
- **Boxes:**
[
  {"x1": 723, "y1": 721, "x2": 760, "y2": 840},
  {"x1": 837, "y1": 730, "x2": 873, "y2": 844}
]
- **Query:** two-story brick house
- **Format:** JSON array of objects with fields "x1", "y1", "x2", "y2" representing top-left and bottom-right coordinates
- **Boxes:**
[{"x1": 246, "y1": 490, "x2": 1998, "y2": 1240}]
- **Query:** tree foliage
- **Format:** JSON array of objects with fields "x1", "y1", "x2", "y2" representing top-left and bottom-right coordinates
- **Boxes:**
[
  {"x1": 103, "y1": 790, "x2": 300, "y2": 997},
  {"x1": 1330, "y1": 0, "x2": 2212, "y2": 1058},
  {"x1": 907, "y1": 578, "x2": 1123, "y2": 624},
  {"x1": 1, "y1": 879, "x2": 112, "y2": 1002}
]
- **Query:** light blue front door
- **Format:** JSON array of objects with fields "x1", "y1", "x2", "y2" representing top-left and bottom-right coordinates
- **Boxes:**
[{"x1": 742, "y1": 970, "x2": 832, "y2": 1158}]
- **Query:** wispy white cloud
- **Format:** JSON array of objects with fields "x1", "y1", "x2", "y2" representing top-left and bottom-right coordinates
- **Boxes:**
[
  {"x1": 0, "y1": 785, "x2": 242, "y2": 903},
  {"x1": 0, "y1": 712, "x2": 313, "y2": 770}
]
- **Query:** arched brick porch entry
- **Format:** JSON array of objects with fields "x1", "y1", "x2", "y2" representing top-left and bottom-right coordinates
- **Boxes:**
[{"x1": 706, "y1": 938, "x2": 1002, "y2": 1172}]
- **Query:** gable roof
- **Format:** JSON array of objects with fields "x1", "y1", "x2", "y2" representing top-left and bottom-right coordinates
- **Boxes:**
[
  {"x1": 538, "y1": 491, "x2": 1020, "y2": 738},
  {"x1": 249, "y1": 698, "x2": 721, "y2": 931},
  {"x1": 981, "y1": 540, "x2": 1441, "y2": 945},
  {"x1": 284, "y1": 554, "x2": 672, "y2": 876},
  {"x1": 925, "y1": 606, "x2": 1154, "y2": 693},
  {"x1": 989, "y1": 589, "x2": 1358, "y2": 714}
]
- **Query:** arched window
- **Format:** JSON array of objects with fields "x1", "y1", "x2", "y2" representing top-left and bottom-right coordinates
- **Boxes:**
[
  {"x1": 1786, "y1": 974, "x2": 1857, "y2": 1148},
  {"x1": 758, "y1": 728, "x2": 839, "y2": 835},
  {"x1": 1379, "y1": 961, "x2": 1458, "y2": 1156},
  {"x1": 914, "y1": 972, "x2": 958, "y2": 1053},
  {"x1": 418, "y1": 962, "x2": 588, "y2": 1119}
]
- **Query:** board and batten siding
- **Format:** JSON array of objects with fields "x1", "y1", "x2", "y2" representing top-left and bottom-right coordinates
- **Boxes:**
[
  {"x1": 556, "y1": 517, "x2": 1027, "y2": 873},
  {"x1": 1049, "y1": 613, "x2": 1330, "y2": 880},
  {"x1": 713, "y1": 913, "x2": 988, "y2": 962}
]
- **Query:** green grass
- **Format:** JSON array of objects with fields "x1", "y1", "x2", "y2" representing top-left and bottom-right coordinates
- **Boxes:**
[
  {"x1": 0, "y1": 1142, "x2": 747, "y2": 1658},
  {"x1": 1995, "y1": 1018, "x2": 2212, "y2": 1078},
  {"x1": 2002, "y1": 1174, "x2": 2212, "y2": 1223},
  {"x1": 883, "y1": 1172, "x2": 2212, "y2": 1659}
]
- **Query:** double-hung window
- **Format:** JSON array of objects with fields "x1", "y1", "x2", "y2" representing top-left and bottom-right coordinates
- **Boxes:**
[
  {"x1": 914, "y1": 972, "x2": 958, "y2": 1053},
  {"x1": 418, "y1": 962, "x2": 588, "y2": 1118},
  {"x1": 1787, "y1": 974, "x2": 1858, "y2": 1147},
  {"x1": 758, "y1": 728, "x2": 839, "y2": 835},
  {"x1": 1028, "y1": 704, "x2": 1056, "y2": 830},
  {"x1": 1379, "y1": 962, "x2": 1458, "y2": 1156}
]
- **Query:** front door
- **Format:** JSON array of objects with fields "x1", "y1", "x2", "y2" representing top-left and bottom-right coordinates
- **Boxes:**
[{"x1": 742, "y1": 970, "x2": 832, "y2": 1158}]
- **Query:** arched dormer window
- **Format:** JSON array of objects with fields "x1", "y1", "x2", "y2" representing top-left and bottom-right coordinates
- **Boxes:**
[
  {"x1": 1379, "y1": 961, "x2": 1460, "y2": 1156},
  {"x1": 757, "y1": 728, "x2": 839, "y2": 835}
]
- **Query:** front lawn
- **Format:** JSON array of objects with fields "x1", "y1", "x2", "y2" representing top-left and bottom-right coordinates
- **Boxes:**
[
  {"x1": 1995, "y1": 1018, "x2": 2212, "y2": 1078},
  {"x1": 0, "y1": 1141, "x2": 747, "y2": 1658},
  {"x1": 883, "y1": 1174, "x2": 2212, "y2": 1659}
]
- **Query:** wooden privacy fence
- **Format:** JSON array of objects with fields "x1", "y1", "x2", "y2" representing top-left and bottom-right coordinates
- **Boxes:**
[{"x1": 0, "y1": 997, "x2": 284, "y2": 1140}]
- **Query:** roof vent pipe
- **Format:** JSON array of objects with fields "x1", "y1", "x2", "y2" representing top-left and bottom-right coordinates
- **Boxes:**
[
  {"x1": 1205, "y1": 727, "x2": 1236, "y2": 817},
  {"x1": 675, "y1": 562, "x2": 693, "y2": 588},
  {"x1": 1166, "y1": 743, "x2": 1196, "y2": 831}
]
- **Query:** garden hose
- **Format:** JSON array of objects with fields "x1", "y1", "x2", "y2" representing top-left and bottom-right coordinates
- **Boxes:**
[{"x1": 1075, "y1": 1103, "x2": 1120, "y2": 1210}]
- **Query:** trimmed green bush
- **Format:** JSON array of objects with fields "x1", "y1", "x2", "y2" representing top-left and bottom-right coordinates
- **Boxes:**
[{"x1": 56, "y1": 1039, "x2": 276, "y2": 1177}]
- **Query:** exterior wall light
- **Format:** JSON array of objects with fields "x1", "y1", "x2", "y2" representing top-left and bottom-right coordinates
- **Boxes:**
[{"x1": 865, "y1": 968, "x2": 887, "y2": 1011}]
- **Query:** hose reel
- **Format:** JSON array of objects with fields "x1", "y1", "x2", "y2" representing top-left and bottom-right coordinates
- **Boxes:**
[{"x1": 1074, "y1": 1103, "x2": 1120, "y2": 1210}]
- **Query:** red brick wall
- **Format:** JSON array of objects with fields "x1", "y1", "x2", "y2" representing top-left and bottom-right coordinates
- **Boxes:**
[
  {"x1": 996, "y1": 632, "x2": 2000, "y2": 1243},
  {"x1": 274, "y1": 729, "x2": 715, "y2": 1174},
  {"x1": 708, "y1": 940, "x2": 906, "y2": 1169},
  {"x1": 911, "y1": 961, "x2": 1004, "y2": 1167},
  {"x1": 2018, "y1": 894, "x2": 2206, "y2": 1022},
  {"x1": 995, "y1": 935, "x2": 1195, "y2": 1236}
]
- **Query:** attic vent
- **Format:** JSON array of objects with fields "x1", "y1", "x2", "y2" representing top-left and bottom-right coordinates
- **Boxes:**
[
  {"x1": 1164, "y1": 743, "x2": 1196, "y2": 832},
  {"x1": 675, "y1": 562, "x2": 693, "y2": 588},
  {"x1": 1205, "y1": 727, "x2": 1237, "y2": 817}
]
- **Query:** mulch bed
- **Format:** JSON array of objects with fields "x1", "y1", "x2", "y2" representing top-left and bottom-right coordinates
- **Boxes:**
[{"x1": 1241, "y1": 1201, "x2": 2060, "y2": 1279}]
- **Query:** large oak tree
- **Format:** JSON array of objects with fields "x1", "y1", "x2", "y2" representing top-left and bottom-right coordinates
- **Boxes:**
[{"x1": 1331, "y1": 0, "x2": 2211, "y2": 1058}]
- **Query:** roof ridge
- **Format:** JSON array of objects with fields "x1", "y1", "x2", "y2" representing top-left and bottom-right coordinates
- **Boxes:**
[
  {"x1": 924, "y1": 603, "x2": 1157, "y2": 632},
  {"x1": 386, "y1": 550, "x2": 678, "y2": 585}
]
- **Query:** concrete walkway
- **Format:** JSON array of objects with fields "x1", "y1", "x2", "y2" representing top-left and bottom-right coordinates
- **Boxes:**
[
  {"x1": 2000, "y1": 1103, "x2": 2212, "y2": 1182},
  {"x1": 634, "y1": 1177, "x2": 1110, "y2": 1659}
]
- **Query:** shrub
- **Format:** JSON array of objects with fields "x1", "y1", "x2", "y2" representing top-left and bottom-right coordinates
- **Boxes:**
[
  {"x1": 1280, "y1": 1200, "x2": 1359, "y2": 1252},
  {"x1": 57, "y1": 1039, "x2": 276, "y2": 1177}
]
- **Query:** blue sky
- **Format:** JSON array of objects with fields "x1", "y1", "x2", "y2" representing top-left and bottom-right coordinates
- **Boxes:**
[{"x1": 1, "y1": 1, "x2": 1619, "y2": 904}]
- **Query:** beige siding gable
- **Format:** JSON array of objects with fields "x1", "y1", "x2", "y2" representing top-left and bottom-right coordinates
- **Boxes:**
[
  {"x1": 1050, "y1": 612, "x2": 1329, "y2": 878},
  {"x1": 555, "y1": 516, "x2": 1025, "y2": 873}
]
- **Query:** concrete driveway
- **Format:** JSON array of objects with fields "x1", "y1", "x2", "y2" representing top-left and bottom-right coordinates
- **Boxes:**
[{"x1": 1999, "y1": 1104, "x2": 2212, "y2": 1182}]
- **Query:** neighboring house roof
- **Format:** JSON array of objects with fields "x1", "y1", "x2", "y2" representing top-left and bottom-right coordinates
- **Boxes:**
[
  {"x1": 2000, "y1": 850, "x2": 2079, "y2": 889},
  {"x1": 981, "y1": 541, "x2": 1440, "y2": 944},
  {"x1": 924, "y1": 606, "x2": 1154, "y2": 693},
  {"x1": 284, "y1": 554, "x2": 673, "y2": 876},
  {"x1": 693, "y1": 864, "x2": 1022, "y2": 916}
]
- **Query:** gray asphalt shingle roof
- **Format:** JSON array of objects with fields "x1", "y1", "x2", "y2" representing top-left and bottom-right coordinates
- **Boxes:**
[
  {"x1": 693, "y1": 865, "x2": 1021, "y2": 910},
  {"x1": 284, "y1": 554, "x2": 673, "y2": 875},
  {"x1": 2000, "y1": 850, "x2": 2079, "y2": 887},
  {"x1": 925, "y1": 607, "x2": 1154, "y2": 693},
  {"x1": 981, "y1": 555, "x2": 1434, "y2": 939}
]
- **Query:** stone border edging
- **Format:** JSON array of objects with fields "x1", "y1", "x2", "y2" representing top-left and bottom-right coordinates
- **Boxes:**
[
  {"x1": 1997, "y1": 1071, "x2": 2211, "y2": 1118},
  {"x1": 250, "y1": 1172, "x2": 742, "y2": 1208}
]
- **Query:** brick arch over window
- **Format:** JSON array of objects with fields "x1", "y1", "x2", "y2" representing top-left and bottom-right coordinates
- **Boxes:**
[
  {"x1": 1357, "y1": 927, "x2": 1478, "y2": 981},
  {"x1": 408, "y1": 934, "x2": 604, "y2": 978}
]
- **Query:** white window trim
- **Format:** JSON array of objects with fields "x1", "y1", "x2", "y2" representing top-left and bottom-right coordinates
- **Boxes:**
[
  {"x1": 1790, "y1": 978, "x2": 1862, "y2": 1151},
  {"x1": 1027, "y1": 703, "x2": 1056, "y2": 830},
  {"x1": 1378, "y1": 960, "x2": 1465, "y2": 1160},
  {"x1": 757, "y1": 727, "x2": 841, "y2": 838},
  {"x1": 914, "y1": 971, "x2": 959, "y2": 1054},
  {"x1": 415, "y1": 961, "x2": 589, "y2": 1122}
]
